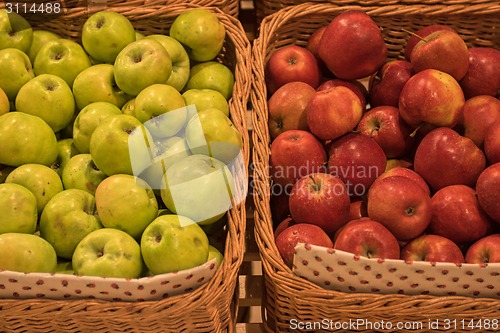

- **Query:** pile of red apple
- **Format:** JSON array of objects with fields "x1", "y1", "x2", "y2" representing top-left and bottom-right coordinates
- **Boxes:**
[{"x1": 264, "y1": 10, "x2": 500, "y2": 269}]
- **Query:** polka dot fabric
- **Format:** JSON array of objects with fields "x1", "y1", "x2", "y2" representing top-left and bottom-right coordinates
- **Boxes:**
[{"x1": 293, "y1": 244, "x2": 499, "y2": 299}]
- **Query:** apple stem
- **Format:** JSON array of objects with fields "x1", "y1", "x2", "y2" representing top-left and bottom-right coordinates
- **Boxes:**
[
  {"x1": 409, "y1": 123, "x2": 424, "y2": 138},
  {"x1": 402, "y1": 28, "x2": 428, "y2": 43}
]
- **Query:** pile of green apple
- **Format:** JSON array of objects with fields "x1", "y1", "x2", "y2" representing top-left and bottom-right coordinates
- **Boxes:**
[{"x1": 0, "y1": 7, "x2": 244, "y2": 280}]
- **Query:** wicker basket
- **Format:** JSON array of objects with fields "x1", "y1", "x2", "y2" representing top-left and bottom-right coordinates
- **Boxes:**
[
  {"x1": 0, "y1": 4, "x2": 250, "y2": 333},
  {"x1": 251, "y1": 2, "x2": 500, "y2": 332}
]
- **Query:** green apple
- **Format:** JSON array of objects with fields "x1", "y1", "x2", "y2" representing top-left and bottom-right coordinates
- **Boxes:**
[
  {"x1": 0, "y1": 183, "x2": 37, "y2": 234},
  {"x1": 185, "y1": 61, "x2": 234, "y2": 100},
  {"x1": 0, "y1": 86, "x2": 9, "y2": 116},
  {"x1": 0, "y1": 233, "x2": 57, "y2": 273},
  {"x1": 207, "y1": 245, "x2": 223, "y2": 266},
  {"x1": 5, "y1": 163, "x2": 63, "y2": 214},
  {"x1": 121, "y1": 98, "x2": 135, "y2": 116},
  {"x1": 140, "y1": 214, "x2": 209, "y2": 274},
  {"x1": 34, "y1": 38, "x2": 92, "y2": 88},
  {"x1": 81, "y1": 11, "x2": 136, "y2": 64},
  {"x1": 0, "y1": 48, "x2": 34, "y2": 101},
  {"x1": 62, "y1": 154, "x2": 107, "y2": 195},
  {"x1": 15, "y1": 74, "x2": 75, "y2": 132},
  {"x1": 114, "y1": 38, "x2": 172, "y2": 96},
  {"x1": 95, "y1": 174, "x2": 158, "y2": 239},
  {"x1": 169, "y1": 8, "x2": 225, "y2": 62},
  {"x1": 134, "y1": 84, "x2": 187, "y2": 138},
  {"x1": 55, "y1": 260, "x2": 74, "y2": 274},
  {"x1": 144, "y1": 34, "x2": 190, "y2": 91},
  {"x1": 135, "y1": 31, "x2": 145, "y2": 40},
  {"x1": 0, "y1": 112, "x2": 58, "y2": 167},
  {"x1": 0, "y1": 9, "x2": 33, "y2": 53},
  {"x1": 161, "y1": 154, "x2": 236, "y2": 225},
  {"x1": 182, "y1": 88, "x2": 229, "y2": 119},
  {"x1": 73, "y1": 101, "x2": 122, "y2": 153},
  {"x1": 72, "y1": 63, "x2": 133, "y2": 110},
  {"x1": 139, "y1": 136, "x2": 191, "y2": 192},
  {"x1": 27, "y1": 29, "x2": 60, "y2": 64},
  {"x1": 89, "y1": 114, "x2": 152, "y2": 176},
  {"x1": 72, "y1": 228, "x2": 144, "y2": 278},
  {"x1": 39, "y1": 189, "x2": 102, "y2": 259},
  {"x1": 52, "y1": 138, "x2": 79, "y2": 177},
  {"x1": 185, "y1": 108, "x2": 242, "y2": 164}
]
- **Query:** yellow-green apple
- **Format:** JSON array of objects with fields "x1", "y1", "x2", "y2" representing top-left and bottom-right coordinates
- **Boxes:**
[
  {"x1": 207, "y1": 244, "x2": 223, "y2": 266},
  {"x1": 15, "y1": 74, "x2": 75, "y2": 132},
  {"x1": 34, "y1": 38, "x2": 92, "y2": 88},
  {"x1": 413, "y1": 127, "x2": 486, "y2": 191},
  {"x1": 95, "y1": 174, "x2": 158, "y2": 239},
  {"x1": 185, "y1": 61, "x2": 234, "y2": 100},
  {"x1": 27, "y1": 29, "x2": 60, "y2": 64},
  {"x1": 275, "y1": 223, "x2": 333, "y2": 267},
  {"x1": 72, "y1": 101, "x2": 122, "y2": 154},
  {"x1": 140, "y1": 214, "x2": 209, "y2": 274},
  {"x1": 374, "y1": 166, "x2": 430, "y2": 196},
  {"x1": 268, "y1": 81, "x2": 315, "y2": 140},
  {"x1": 81, "y1": 11, "x2": 136, "y2": 64},
  {"x1": 0, "y1": 112, "x2": 58, "y2": 167},
  {"x1": 401, "y1": 234, "x2": 464, "y2": 263},
  {"x1": 289, "y1": 172, "x2": 350, "y2": 235},
  {"x1": 356, "y1": 105, "x2": 414, "y2": 159},
  {"x1": 72, "y1": 228, "x2": 144, "y2": 278},
  {"x1": 169, "y1": 8, "x2": 225, "y2": 62},
  {"x1": 317, "y1": 79, "x2": 368, "y2": 111},
  {"x1": 349, "y1": 199, "x2": 368, "y2": 221},
  {"x1": 39, "y1": 189, "x2": 103, "y2": 259},
  {"x1": 327, "y1": 133, "x2": 387, "y2": 197},
  {"x1": 134, "y1": 83, "x2": 187, "y2": 138},
  {"x1": 306, "y1": 86, "x2": 363, "y2": 141},
  {"x1": 72, "y1": 63, "x2": 132, "y2": 110},
  {"x1": 0, "y1": 48, "x2": 34, "y2": 101},
  {"x1": 264, "y1": 45, "x2": 321, "y2": 95},
  {"x1": 121, "y1": 98, "x2": 135, "y2": 116},
  {"x1": 318, "y1": 10, "x2": 387, "y2": 80},
  {"x1": 161, "y1": 154, "x2": 238, "y2": 225},
  {"x1": 182, "y1": 88, "x2": 229, "y2": 120},
  {"x1": 0, "y1": 233, "x2": 57, "y2": 273},
  {"x1": 476, "y1": 163, "x2": 500, "y2": 223},
  {"x1": 368, "y1": 60, "x2": 414, "y2": 108},
  {"x1": 270, "y1": 129, "x2": 327, "y2": 188},
  {"x1": 367, "y1": 175, "x2": 432, "y2": 241},
  {"x1": 62, "y1": 154, "x2": 107, "y2": 195},
  {"x1": 185, "y1": 107, "x2": 243, "y2": 164},
  {"x1": 114, "y1": 38, "x2": 172, "y2": 96},
  {"x1": 404, "y1": 24, "x2": 455, "y2": 61},
  {"x1": 135, "y1": 31, "x2": 144, "y2": 40},
  {"x1": 0, "y1": 9, "x2": 32, "y2": 53},
  {"x1": 52, "y1": 138, "x2": 79, "y2": 177},
  {"x1": 0, "y1": 183, "x2": 37, "y2": 234},
  {"x1": 274, "y1": 217, "x2": 297, "y2": 240},
  {"x1": 410, "y1": 29, "x2": 469, "y2": 81},
  {"x1": 430, "y1": 185, "x2": 495, "y2": 245},
  {"x1": 334, "y1": 218, "x2": 400, "y2": 259},
  {"x1": 461, "y1": 95, "x2": 500, "y2": 147},
  {"x1": 55, "y1": 260, "x2": 74, "y2": 274},
  {"x1": 484, "y1": 121, "x2": 500, "y2": 164},
  {"x1": 144, "y1": 34, "x2": 190, "y2": 91},
  {"x1": 459, "y1": 47, "x2": 500, "y2": 99},
  {"x1": 399, "y1": 69, "x2": 465, "y2": 129},
  {"x1": 5, "y1": 163, "x2": 63, "y2": 214},
  {"x1": 465, "y1": 234, "x2": 500, "y2": 264},
  {"x1": 0, "y1": 86, "x2": 9, "y2": 116}
]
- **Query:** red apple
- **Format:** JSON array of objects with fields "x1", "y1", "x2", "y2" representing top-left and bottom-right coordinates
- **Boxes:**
[
  {"x1": 333, "y1": 218, "x2": 400, "y2": 260},
  {"x1": 374, "y1": 166, "x2": 430, "y2": 196},
  {"x1": 399, "y1": 69, "x2": 465, "y2": 129},
  {"x1": 369, "y1": 60, "x2": 414, "y2": 108},
  {"x1": 465, "y1": 234, "x2": 500, "y2": 264},
  {"x1": 461, "y1": 95, "x2": 500, "y2": 148},
  {"x1": 274, "y1": 217, "x2": 297, "y2": 240},
  {"x1": 267, "y1": 81, "x2": 316, "y2": 140},
  {"x1": 306, "y1": 26, "x2": 326, "y2": 61},
  {"x1": 317, "y1": 79, "x2": 368, "y2": 111},
  {"x1": 349, "y1": 198, "x2": 368, "y2": 221},
  {"x1": 401, "y1": 234, "x2": 465, "y2": 264},
  {"x1": 289, "y1": 173, "x2": 350, "y2": 235},
  {"x1": 265, "y1": 44, "x2": 321, "y2": 95},
  {"x1": 410, "y1": 29, "x2": 469, "y2": 81},
  {"x1": 306, "y1": 86, "x2": 363, "y2": 141},
  {"x1": 275, "y1": 223, "x2": 334, "y2": 267},
  {"x1": 459, "y1": 47, "x2": 500, "y2": 99},
  {"x1": 356, "y1": 105, "x2": 414, "y2": 158},
  {"x1": 367, "y1": 175, "x2": 432, "y2": 241},
  {"x1": 484, "y1": 121, "x2": 500, "y2": 164},
  {"x1": 429, "y1": 184, "x2": 495, "y2": 245},
  {"x1": 270, "y1": 129, "x2": 327, "y2": 187},
  {"x1": 476, "y1": 163, "x2": 500, "y2": 223},
  {"x1": 414, "y1": 127, "x2": 486, "y2": 191},
  {"x1": 327, "y1": 133, "x2": 387, "y2": 197},
  {"x1": 318, "y1": 10, "x2": 387, "y2": 80},
  {"x1": 404, "y1": 24, "x2": 456, "y2": 61}
]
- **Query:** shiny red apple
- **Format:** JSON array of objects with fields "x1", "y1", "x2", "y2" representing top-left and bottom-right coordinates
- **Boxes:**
[
  {"x1": 461, "y1": 95, "x2": 500, "y2": 148},
  {"x1": 369, "y1": 59, "x2": 414, "y2": 108},
  {"x1": 401, "y1": 234, "x2": 465, "y2": 264},
  {"x1": 404, "y1": 24, "x2": 456, "y2": 61},
  {"x1": 476, "y1": 163, "x2": 500, "y2": 223},
  {"x1": 317, "y1": 78, "x2": 368, "y2": 111},
  {"x1": 465, "y1": 234, "x2": 500, "y2": 264},
  {"x1": 459, "y1": 47, "x2": 500, "y2": 99}
]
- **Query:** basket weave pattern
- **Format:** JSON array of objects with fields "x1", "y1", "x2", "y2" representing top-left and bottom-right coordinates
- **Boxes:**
[
  {"x1": 0, "y1": 4, "x2": 250, "y2": 333},
  {"x1": 251, "y1": 2, "x2": 500, "y2": 332}
]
